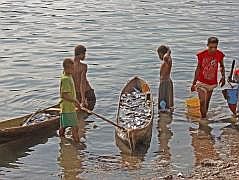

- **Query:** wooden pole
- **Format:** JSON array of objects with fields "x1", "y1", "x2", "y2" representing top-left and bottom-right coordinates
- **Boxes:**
[{"x1": 81, "y1": 107, "x2": 126, "y2": 131}]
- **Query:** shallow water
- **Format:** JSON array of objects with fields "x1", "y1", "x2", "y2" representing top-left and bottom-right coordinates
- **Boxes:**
[{"x1": 0, "y1": 0, "x2": 239, "y2": 179}]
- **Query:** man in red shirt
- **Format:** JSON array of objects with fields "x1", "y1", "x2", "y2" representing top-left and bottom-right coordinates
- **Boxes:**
[{"x1": 191, "y1": 37, "x2": 225, "y2": 118}]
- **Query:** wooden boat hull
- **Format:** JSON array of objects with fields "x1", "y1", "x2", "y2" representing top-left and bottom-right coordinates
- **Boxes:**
[
  {"x1": 115, "y1": 124, "x2": 152, "y2": 154},
  {"x1": 115, "y1": 76, "x2": 153, "y2": 152},
  {"x1": 0, "y1": 105, "x2": 60, "y2": 144}
]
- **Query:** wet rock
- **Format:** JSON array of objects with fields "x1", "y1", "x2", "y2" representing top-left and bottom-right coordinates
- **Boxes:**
[
  {"x1": 200, "y1": 159, "x2": 218, "y2": 167},
  {"x1": 80, "y1": 137, "x2": 86, "y2": 143},
  {"x1": 163, "y1": 175, "x2": 173, "y2": 180},
  {"x1": 93, "y1": 124, "x2": 98, "y2": 129},
  {"x1": 177, "y1": 172, "x2": 184, "y2": 178}
]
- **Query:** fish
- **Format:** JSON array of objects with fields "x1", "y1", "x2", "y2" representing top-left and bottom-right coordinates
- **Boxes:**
[{"x1": 26, "y1": 113, "x2": 57, "y2": 125}]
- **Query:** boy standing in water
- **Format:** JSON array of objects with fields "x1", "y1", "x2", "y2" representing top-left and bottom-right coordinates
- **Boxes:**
[
  {"x1": 157, "y1": 45, "x2": 174, "y2": 112},
  {"x1": 59, "y1": 58, "x2": 80, "y2": 143},
  {"x1": 73, "y1": 45, "x2": 96, "y2": 111},
  {"x1": 191, "y1": 37, "x2": 225, "y2": 118}
]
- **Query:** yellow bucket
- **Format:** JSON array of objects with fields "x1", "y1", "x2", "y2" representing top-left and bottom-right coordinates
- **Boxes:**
[{"x1": 185, "y1": 97, "x2": 201, "y2": 117}]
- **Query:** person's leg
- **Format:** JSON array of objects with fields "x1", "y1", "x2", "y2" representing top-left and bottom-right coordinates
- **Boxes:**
[
  {"x1": 72, "y1": 127, "x2": 79, "y2": 143},
  {"x1": 158, "y1": 81, "x2": 166, "y2": 111},
  {"x1": 197, "y1": 87, "x2": 208, "y2": 118},
  {"x1": 168, "y1": 79, "x2": 174, "y2": 112},
  {"x1": 205, "y1": 90, "x2": 213, "y2": 114},
  {"x1": 59, "y1": 114, "x2": 66, "y2": 137},
  {"x1": 158, "y1": 83, "x2": 161, "y2": 110}
]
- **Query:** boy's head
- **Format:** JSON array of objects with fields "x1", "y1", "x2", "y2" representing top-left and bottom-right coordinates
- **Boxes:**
[
  {"x1": 63, "y1": 58, "x2": 74, "y2": 74},
  {"x1": 157, "y1": 45, "x2": 169, "y2": 60},
  {"x1": 207, "y1": 37, "x2": 219, "y2": 54},
  {"x1": 75, "y1": 45, "x2": 86, "y2": 60}
]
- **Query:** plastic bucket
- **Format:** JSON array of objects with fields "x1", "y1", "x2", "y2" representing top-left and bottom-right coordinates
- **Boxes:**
[
  {"x1": 185, "y1": 97, "x2": 201, "y2": 117},
  {"x1": 226, "y1": 88, "x2": 238, "y2": 105}
]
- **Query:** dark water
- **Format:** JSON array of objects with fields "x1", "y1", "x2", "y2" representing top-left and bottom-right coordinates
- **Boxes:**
[{"x1": 0, "y1": 0, "x2": 239, "y2": 179}]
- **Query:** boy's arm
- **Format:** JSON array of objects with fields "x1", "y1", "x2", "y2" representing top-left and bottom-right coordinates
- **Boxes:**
[
  {"x1": 163, "y1": 47, "x2": 171, "y2": 63},
  {"x1": 219, "y1": 59, "x2": 226, "y2": 87},
  {"x1": 80, "y1": 65, "x2": 87, "y2": 105},
  {"x1": 61, "y1": 92, "x2": 80, "y2": 107},
  {"x1": 191, "y1": 63, "x2": 201, "y2": 91}
]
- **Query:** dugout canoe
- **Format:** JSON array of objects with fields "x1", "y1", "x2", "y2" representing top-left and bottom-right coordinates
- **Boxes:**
[
  {"x1": 0, "y1": 104, "x2": 60, "y2": 144},
  {"x1": 115, "y1": 76, "x2": 153, "y2": 152}
]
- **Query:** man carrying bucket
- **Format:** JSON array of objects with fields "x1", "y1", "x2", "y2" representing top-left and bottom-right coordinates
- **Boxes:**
[{"x1": 191, "y1": 37, "x2": 225, "y2": 118}]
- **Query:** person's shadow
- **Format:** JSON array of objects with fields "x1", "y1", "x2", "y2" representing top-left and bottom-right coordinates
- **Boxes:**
[
  {"x1": 57, "y1": 111, "x2": 88, "y2": 179},
  {"x1": 0, "y1": 132, "x2": 55, "y2": 169},
  {"x1": 158, "y1": 113, "x2": 173, "y2": 161},
  {"x1": 190, "y1": 121, "x2": 219, "y2": 165}
]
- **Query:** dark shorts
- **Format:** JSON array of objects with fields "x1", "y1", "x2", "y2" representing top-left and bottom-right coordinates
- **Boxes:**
[
  {"x1": 76, "y1": 89, "x2": 96, "y2": 111},
  {"x1": 158, "y1": 79, "x2": 174, "y2": 110}
]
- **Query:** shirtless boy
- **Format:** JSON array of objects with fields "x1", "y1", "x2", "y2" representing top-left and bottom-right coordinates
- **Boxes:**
[
  {"x1": 157, "y1": 45, "x2": 174, "y2": 112},
  {"x1": 73, "y1": 45, "x2": 96, "y2": 111}
]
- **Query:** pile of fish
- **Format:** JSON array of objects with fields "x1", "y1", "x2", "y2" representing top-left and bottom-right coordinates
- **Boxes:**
[
  {"x1": 119, "y1": 89, "x2": 151, "y2": 129},
  {"x1": 23, "y1": 112, "x2": 58, "y2": 126}
]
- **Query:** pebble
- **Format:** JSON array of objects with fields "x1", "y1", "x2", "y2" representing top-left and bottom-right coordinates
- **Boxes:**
[{"x1": 177, "y1": 172, "x2": 184, "y2": 177}]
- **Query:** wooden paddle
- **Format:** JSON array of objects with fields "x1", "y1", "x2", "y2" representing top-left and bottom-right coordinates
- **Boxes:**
[
  {"x1": 80, "y1": 106, "x2": 126, "y2": 131},
  {"x1": 228, "y1": 60, "x2": 236, "y2": 82},
  {"x1": 227, "y1": 60, "x2": 236, "y2": 88}
]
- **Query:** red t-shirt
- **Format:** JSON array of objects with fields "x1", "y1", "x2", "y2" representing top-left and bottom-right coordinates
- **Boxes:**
[{"x1": 197, "y1": 49, "x2": 225, "y2": 85}]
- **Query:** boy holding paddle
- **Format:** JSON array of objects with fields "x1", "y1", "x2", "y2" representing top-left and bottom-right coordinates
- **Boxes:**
[
  {"x1": 191, "y1": 37, "x2": 225, "y2": 118},
  {"x1": 59, "y1": 58, "x2": 81, "y2": 143},
  {"x1": 73, "y1": 45, "x2": 96, "y2": 111}
]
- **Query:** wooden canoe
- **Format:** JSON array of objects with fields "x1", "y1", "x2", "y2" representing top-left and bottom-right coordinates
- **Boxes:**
[
  {"x1": 115, "y1": 76, "x2": 153, "y2": 152},
  {"x1": 0, "y1": 104, "x2": 60, "y2": 144}
]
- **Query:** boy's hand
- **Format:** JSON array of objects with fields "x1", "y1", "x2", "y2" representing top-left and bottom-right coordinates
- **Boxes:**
[
  {"x1": 75, "y1": 99, "x2": 81, "y2": 109},
  {"x1": 219, "y1": 78, "x2": 225, "y2": 87},
  {"x1": 191, "y1": 84, "x2": 196, "y2": 92},
  {"x1": 167, "y1": 47, "x2": 171, "y2": 55},
  {"x1": 81, "y1": 98, "x2": 88, "y2": 108}
]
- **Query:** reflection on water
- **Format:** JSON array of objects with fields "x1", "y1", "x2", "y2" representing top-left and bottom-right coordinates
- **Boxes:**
[
  {"x1": 58, "y1": 139, "x2": 85, "y2": 180},
  {"x1": 158, "y1": 113, "x2": 173, "y2": 162},
  {"x1": 0, "y1": 0, "x2": 239, "y2": 178},
  {"x1": 220, "y1": 126, "x2": 239, "y2": 159},
  {"x1": 0, "y1": 132, "x2": 55, "y2": 169},
  {"x1": 58, "y1": 112, "x2": 88, "y2": 179},
  {"x1": 115, "y1": 121, "x2": 152, "y2": 171},
  {"x1": 190, "y1": 122, "x2": 219, "y2": 165}
]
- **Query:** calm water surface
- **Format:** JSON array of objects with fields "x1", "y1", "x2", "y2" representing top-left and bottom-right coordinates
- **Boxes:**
[{"x1": 0, "y1": 0, "x2": 239, "y2": 179}]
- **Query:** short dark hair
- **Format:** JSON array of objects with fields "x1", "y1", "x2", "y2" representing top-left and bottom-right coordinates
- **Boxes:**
[
  {"x1": 63, "y1": 58, "x2": 74, "y2": 69},
  {"x1": 207, "y1": 37, "x2": 219, "y2": 45},
  {"x1": 157, "y1": 45, "x2": 168, "y2": 56},
  {"x1": 75, "y1": 45, "x2": 86, "y2": 56}
]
